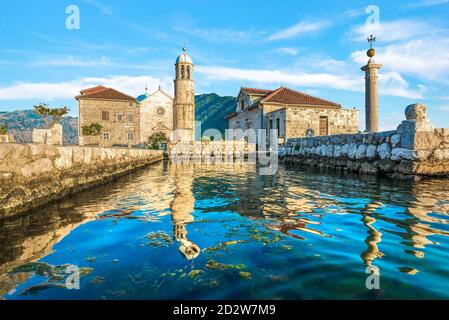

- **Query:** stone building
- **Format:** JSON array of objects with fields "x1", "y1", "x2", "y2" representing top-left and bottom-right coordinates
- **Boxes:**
[
  {"x1": 226, "y1": 86, "x2": 358, "y2": 144},
  {"x1": 76, "y1": 86, "x2": 140, "y2": 147},
  {"x1": 137, "y1": 85, "x2": 174, "y2": 143}
]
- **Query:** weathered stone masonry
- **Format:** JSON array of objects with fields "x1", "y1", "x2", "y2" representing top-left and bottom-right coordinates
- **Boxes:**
[
  {"x1": 282, "y1": 104, "x2": 449, "y2": 179},
  {"x1": 0, "y1": 144, "x2": 163, "y2": 218}
]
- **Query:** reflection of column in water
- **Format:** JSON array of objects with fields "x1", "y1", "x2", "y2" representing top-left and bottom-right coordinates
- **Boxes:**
[
  {"x1": 360, "y1": 201, "x2": 384, "y2": 267},
  {"x1": 170, "y1": 165, "x2": 200, "y2": 260}
]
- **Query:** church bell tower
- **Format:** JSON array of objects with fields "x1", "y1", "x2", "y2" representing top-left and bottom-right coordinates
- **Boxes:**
[{"x1": 173, "y1": 47, "x2": 195, "y2": 141}]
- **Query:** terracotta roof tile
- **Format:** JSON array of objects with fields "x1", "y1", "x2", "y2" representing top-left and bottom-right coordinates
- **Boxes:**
[
  {"x1": 241, "y1": 87, "x2": 274, "y2": 95},
  {"x1": 76, "y1": 87, "x2": 136, "y2": 102},
  {"x1": 79, "y1": 85, "x2": 108, "y2": 95},
  {"x1": 261, "y1": 87, "x2": 341, "y2": 108}
]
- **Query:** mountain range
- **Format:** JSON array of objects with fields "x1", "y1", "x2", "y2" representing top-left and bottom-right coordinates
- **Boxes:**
[{"x1": 0, "y1": 93, "x2": 236, "y2": 144}]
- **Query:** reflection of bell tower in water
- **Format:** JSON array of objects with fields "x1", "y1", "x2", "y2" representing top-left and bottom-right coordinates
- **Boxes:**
[
  {"x1": 170, "y1": 165, "x2": 200, "y2": 259},
  {"x1": 173, "y1": 47, "x2": 195, "y2": 141}
]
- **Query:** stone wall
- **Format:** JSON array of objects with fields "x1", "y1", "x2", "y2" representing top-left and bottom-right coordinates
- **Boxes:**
[
  {"x1": 0, "y1": 144, "x2": 163, "y2": 218},
  {"x1": 0, "y1": 134, "x2": 14, "y2": 143},
  {"x1": 282, "y1": 104, "x2": 449, "y2": 178},
  {"x1": 32, "y1": 124, "x2": 62, "y2": 145},
  {"x1": 168, "y1": 140, "x2": 256, "y2": 162}
]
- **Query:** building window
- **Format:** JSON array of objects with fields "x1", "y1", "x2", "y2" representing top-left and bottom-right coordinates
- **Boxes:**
[
  {"x1": 269, "y1": 119, "x2": 273, "y2": 130},
  {"x1": 103, "y1": 132, "x2": 110, "y2": 141},
  {"x1": 116, "y1": 113, "x2": 124, "y2": 122},
  {"x1": 187, "y1": 66, "x2": 191, "y2": 79},
  {"x1": 128, "y1": 102, "x2": 134, "y2": 107},
  {"x1": 101, "y1": 111, "x2": 110, "y2": 121},
  {"x1": 127, "y1": 132, "x2": 134, "y2": 141},
  {"x1": 127, "y1": 114, "x2": 134, "y2": 123},
  {"x1": 241, "y1": 100, "x2": 244, "y2": 110}
]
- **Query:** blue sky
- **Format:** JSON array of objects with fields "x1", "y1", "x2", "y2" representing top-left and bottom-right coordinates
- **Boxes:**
[{"x1": 0, "y1": 0, "x2": 448, "y2": 130}]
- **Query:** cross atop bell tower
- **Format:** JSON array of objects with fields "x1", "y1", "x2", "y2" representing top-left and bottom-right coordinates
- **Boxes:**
[{"x1": 361, "y1": 34, "x2": 382, "y2": 132}]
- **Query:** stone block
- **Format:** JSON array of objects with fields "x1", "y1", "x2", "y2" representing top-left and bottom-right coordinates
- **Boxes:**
[
  {"x1": 391, "y1": 148, "x2": 415, "y2": 161},
  {"x1": 405, "y1": 103, "x2": 427, "y2": 121},
  {"x1": 391, "y1": 134, "x2": 401, "y2": 148},
  {"x1": 378, "y1": 143, "x2": 391, "y2": 160},
  {"x1": 334, "y1": 145, "x2": 342, "y2": 157},
  {"x1": 355, "y1": 144, "x2": 367, "y2": 160},
  {"x1": 366, "y1": 144, "x2": 378, "y2": 159},
  {"x1": 348, "y1": 143, "x2": 358, "y2": 159}
]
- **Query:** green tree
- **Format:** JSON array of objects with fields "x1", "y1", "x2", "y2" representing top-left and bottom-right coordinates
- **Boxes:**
[
  {"x1": 0, "y1": 123, "x2": 7, "y2": 135},
  {"x1": 146, "y1": 132, "x2": 168, "y2": 149},
  {"x1": 33, "y1": 103, "x2": 69, "y2": 128}
]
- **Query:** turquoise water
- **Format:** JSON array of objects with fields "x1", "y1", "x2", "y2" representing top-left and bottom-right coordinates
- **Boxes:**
[{"x1": 1, "y1": 162, "x2": 449, "y2": 299}]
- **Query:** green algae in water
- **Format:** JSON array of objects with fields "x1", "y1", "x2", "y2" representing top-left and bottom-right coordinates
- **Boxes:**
[
  {"x1": 239, "y1": 271, "x2": 252, "y2": 280},
  {"x1": 90, "y1": 276, "x2": 106, "y2": 286},
  {"x1": 205, "y1": 259, "x2": 245, "y2": 270},
  {"x1": 85, "y1": 257, "x2": 96, "y2": 263},
  {"x1": 249, "y1": 229, "x2": 282, "y2": 245},
  {"x1": 144, "y1": 231, "x2": 174, "y2": 247},
  {"x1": 188, "y1": 270, "x2": 204, "y2": 279},
  {"x1": 203, "y1": 240, "x2": 247, "y2": 253}
]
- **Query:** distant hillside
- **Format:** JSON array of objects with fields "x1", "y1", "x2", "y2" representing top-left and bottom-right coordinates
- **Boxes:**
[
  {"x1": 195, "y1": 93, "x2": 236, "y2": 134},
  {"x1": 0, "y1": 93, "x2": 236, "y2": 143},
  {"x1": 0, "y1": 110, "x2": 78, "y2": 144}
]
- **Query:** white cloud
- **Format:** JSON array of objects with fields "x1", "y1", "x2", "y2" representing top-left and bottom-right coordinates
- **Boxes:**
[
  {"x1": 410, "y1": 0, "x2": 449, "y2": 7},
  {"x1": 275, "y1": 47, "x2": 299, "y2": 56},
  {"x1": 196, "y1": 65, "x2": 425, "y2": 99},
  {"x1": 267, "y1": 20, "x2": 330, "y2": 41},
  {"x1": 0, "y1": 75, "x2": 173, "y2": 101},
  {"x1": 350, "y1": 19, "x2": 436, "y2": 43},
  {"x1": 351, "y1": 37, "x2": 449, "y2": 82},
  {"x1": 196, "y1": 65, "x2": 360, "y2": 91},
  {"x1": 172, "y1": 25, "x2": 254, "y2": 43},
  {"x1": 31, "y1": 56, "x2": 112, "y2": 68}
]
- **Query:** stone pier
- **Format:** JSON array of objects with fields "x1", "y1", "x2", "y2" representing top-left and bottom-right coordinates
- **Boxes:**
[
  {"x1": 282, "y1": 104, "x2": 449, "y2": 179},
  {"x1": 0, "y1": 144, "x2": 163, "y2": 218}
]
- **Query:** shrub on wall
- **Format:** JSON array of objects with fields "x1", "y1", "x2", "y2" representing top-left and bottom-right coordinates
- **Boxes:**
[
  {"x1": 81, "y1": 123, "x2": 103, "y2": 136},
  {"x1": 0, "y1": 123, "x2": 7, "y2": 135},
  {"x1": 146, "y1": 132, "x2": 168, "y2": 149}
]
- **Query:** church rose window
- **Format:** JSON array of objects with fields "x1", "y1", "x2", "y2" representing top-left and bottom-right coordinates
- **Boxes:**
[{"x1": 156, "y1": 107, "x2": 165, "y2": 116}]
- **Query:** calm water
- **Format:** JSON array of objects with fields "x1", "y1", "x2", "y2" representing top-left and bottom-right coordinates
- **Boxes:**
[{"x1": 1, "y1": 161, "x2": 449, "y2": 299}]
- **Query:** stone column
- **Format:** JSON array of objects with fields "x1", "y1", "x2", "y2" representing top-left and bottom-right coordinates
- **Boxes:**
[{"x1": 361, "y1": 60, "x2": 382, "y2": 132}]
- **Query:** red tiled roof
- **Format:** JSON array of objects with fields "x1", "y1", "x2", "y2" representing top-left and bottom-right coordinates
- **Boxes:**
[
  {"x1": 261, "y1": 87, "x2": 341, "y2": 108},
  {"x1": 76, "y1": 87, "x2": 136, "y2": 102},
  {"x1": 241, "y1": 87, "x2": 274, "y2": 95},
  {"x1": 79, "y1": 85, "x2": 108, "y2": 95}
]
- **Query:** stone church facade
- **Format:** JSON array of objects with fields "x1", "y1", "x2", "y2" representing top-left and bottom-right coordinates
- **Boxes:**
[
  {"x1": 137, "y1": 86, "x2": 174, "y2": 144},
  {"x1": 226, "y1": 87, "x2": 359, "y2": 144}
]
